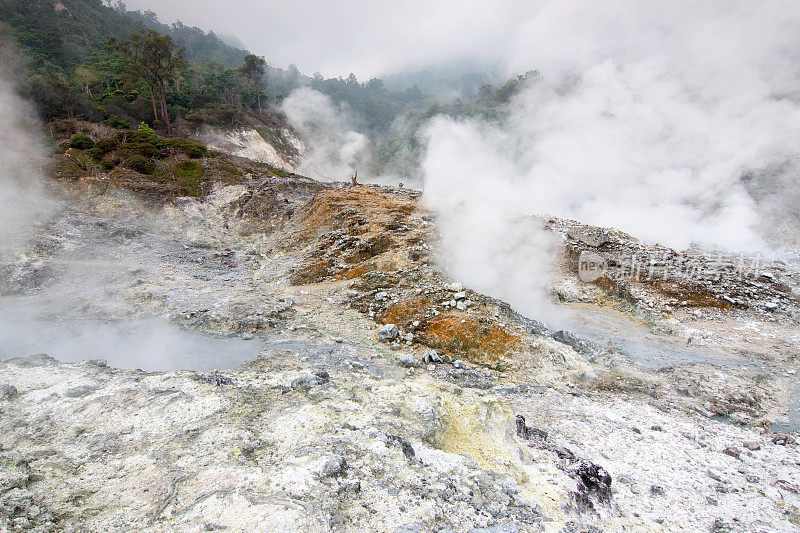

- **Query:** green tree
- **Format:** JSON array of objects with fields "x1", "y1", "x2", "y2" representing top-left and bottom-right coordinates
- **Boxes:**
[
  {"x1": 107, "y1": 29, "x2": 185, "y2": 134},
  {"x1": 239, "y1": 54, "x2": 266, "y2": 116},
  {"x1": 72, "y1": 66, "x2": 97, "y2": 96}
]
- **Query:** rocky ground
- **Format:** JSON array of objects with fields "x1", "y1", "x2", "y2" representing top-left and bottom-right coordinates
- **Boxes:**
[{"x1": 0, "y1": 167, "x2": 799, "y2": 532}]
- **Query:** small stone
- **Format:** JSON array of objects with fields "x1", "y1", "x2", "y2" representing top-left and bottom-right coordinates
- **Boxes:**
[
  {"x1": 291, "y1": 371, "x2": 329, "y2": 391},
  {"x1": 723, "y1": 446, "x2": 740, "y2": 459},
  {"x1": 422, "y1": 350, "x2": 441, "y2": 364},
  {"x1": 240, "y1": 332, "x2": 254, "y2": 340},
  {"x1": 745, "y1": 474, "x2": 760, "y2": 484},
  {"x1": 710, "y1": 518, "x2": 735, "y2": 533},
  {"x1": 379, "y1": 323, "x2": 399, "y2": 341},
  {"x1": 551, "y1": 330, "x2": 600, "y2": 355},
  {"x1": 650, "y1": 485, "x2": 665, "y2": 496},
  {"x1": 321, "y1": 455, "x2": 347, "y2": 478},
  {"x1": 0, "y1": 384, "x2": 18, "y2": 401},
  {"x1": 375, "y1": 291, "x2": 389, "y2": 302},
  {"x1": 313, "y1": 369, "x2": 330, "y2": 383},
  {"x1": 453, "y1": 360, "x2": 463, "y2": 369},
  {"x1": 728, "y1": 411, "x2": 752, "y2": 425},
  {"x1": 290, "y1": 376, "x2": 314, "y2": 391},
  {"x1": 771, "y1": 433, "x2": 796, "y2": 446},
  {"x1": 395, "y1": 353, "x2": 418, "y2": 368},
  {"x1": 650, "y1": 425, "x2": 662, "y2": 431},
  {"x1": 445, "y1": 282, "x2": 463, "y2": 292},
  {"x1": 427, "y1": 364, "x2": 436, "y2": 371},
  {"x1": 453, "y1": 291, "x2": 467, "y2": 301},
  {"x1": 742, "y1": 441, "x2": 760, "y2": 451}
]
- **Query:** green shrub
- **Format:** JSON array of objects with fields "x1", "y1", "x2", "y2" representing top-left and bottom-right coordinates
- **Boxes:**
[
  {"x1": 70, "y1": 134, "x2": 94, "y2": 150},
  {"x1": 94, "y1": 137, "x2": 120, "y2": 153},
  {"x1": 116, "y1": 142, "x2": 159, "y2": 159},
  {"x1": 173, "y1": 161, "x2": 205, "y2": 196},
  {"x1": 102, "y1": 115, "x2": 130, "y2": 130},
  {"x1": 125, "y1": 155, "x2": 156, "y2": 175},
  {"x1": 100, "y1": 160, "x2": 116, "y2": 171},
  {"x1": 138, "y1": 123, "x2": 156, "y2": 136},
  {"x1": 164, "y1": 138, "x2": 207, "y2": 158}
]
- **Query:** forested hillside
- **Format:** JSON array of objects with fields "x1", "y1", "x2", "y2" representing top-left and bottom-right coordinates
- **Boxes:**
[
  {"x1": 0, "y1": 0, "x2": 276, "y2": 129},
  {"x1": 0, "y1": 0, "x2": 536, "y2": 182}
]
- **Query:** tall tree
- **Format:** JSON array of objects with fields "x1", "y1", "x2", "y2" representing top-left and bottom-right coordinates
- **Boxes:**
[
  {"x1": 107, "y1": 29, "x2": 185, "y2": 134},
  {"x1": 239, "y1": 54, "x2": 266, "y2": 116}
]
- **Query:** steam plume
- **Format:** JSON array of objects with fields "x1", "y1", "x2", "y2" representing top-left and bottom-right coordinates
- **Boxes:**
[{"x1": 422, "y1": 0, "x2": 800, "y2": 316}]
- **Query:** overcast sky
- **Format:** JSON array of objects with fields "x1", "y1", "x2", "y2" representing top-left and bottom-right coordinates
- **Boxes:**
[{"x1": 122, "y1": 0, "x2": 535, "y2": 78}]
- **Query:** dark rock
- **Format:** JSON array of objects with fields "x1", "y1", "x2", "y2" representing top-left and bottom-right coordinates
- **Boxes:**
[
  {"x1": 195, "y1": 372, "x2": 233, "y2": 386},
  {"x1": 650, "y1": 485, "x2": 665, "y2": 496},
  {"x1": 710, "y1": 518, "x2": 735, "y2": 533},
  {"x1": 445, "y1": 368, "x2": 496, "y2": 390},
  {"x1": 528, "y1": 320, "x2": 551, "y2": 336},
  {"x1": 387, "y1": 435, "x2": 415, "y2": 460},
  {"x1": 422, "y1": 350, "x2": 451, "y2": 364},
  {"x1": 395, "y1": 353, "x2": 418, "y2": 367},
  {"x1": 776, "y1": 479, "x2": 800, "y2": 494},
  {"x1": 291, "y1": 370, "x2": 330, "y2": 391},
  {"x1": 8, "y1": 354, "x2": 58, "y2": 368},
  {"x1": 321, "y1": 455, "x2": 347, "y2": 478},
  {"x1": 551, "y1": 330, "x2": 600, "y2": 355},
  {"x1": 0, "y1": 384, "x2": 18, "y2": 401},
  {"x1": 650, "y1": 425, "x2": 662, "y2": 431},
  {"x1": 569, "y1": 460, "x2": 612, "y2": 512},
  {"x1": 337, "y1": 481, "x2": 361, "y2": 495},
  {"x1": 515, "y1": 415, "x2": 548, "y2": 441},
  {"x1": 723, "y1": 446, "x2": 740, "y2": 459},
  {"x1": 379, "y1": 323, "x2": 399, "y2": 341},
  {"x1": 771, "y1": 433, "x2": 796, "y2": 446},
  {"x1": 290, "y1": 376, "x2": 314, "y2": 391}
]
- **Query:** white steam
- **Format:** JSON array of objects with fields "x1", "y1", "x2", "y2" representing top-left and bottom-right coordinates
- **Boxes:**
[
  {"x1": 280, "y1": 87, "x2": 370, "y2": 181},
  {"x1": 423, "y1": 0, "x2": 800, "y2": 315},
  {"x1": 0, "y1": 68, "x2": 262, "y2": 371},
  {"x1": 0, "y1": 67, "x2": 54, "y2": 256}
]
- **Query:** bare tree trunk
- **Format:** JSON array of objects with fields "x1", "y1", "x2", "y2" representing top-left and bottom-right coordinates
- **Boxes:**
[
  {"x1": 149, "y1": 85, "x2": 158, "y2": 124},
  {"x1": 159, "y1": 80, "x2": 170, "y2": 135},
  {"x1": 257, "y1": 91, "x2": 262, "y2": 116}
]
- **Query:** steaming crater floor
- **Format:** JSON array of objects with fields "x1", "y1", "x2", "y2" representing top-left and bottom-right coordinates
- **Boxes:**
[
  {"x1": 0, "y1": 310, "x2": 268, "y2": 371},
  {"x1": 1, "y1": 179, "x2": 799, "y2": 531}
]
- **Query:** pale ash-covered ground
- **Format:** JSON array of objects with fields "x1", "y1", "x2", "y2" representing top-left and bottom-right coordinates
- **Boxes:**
[{"x1": 0, "y1": 176, "x2": 799, "y2": 532}]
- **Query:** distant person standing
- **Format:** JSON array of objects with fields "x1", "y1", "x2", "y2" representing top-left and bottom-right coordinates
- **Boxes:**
[{"x1": 351, "y1": 171, "x2": 358, "y2": 186}]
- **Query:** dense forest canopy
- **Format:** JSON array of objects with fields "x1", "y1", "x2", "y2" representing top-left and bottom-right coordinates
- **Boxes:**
[{"x1": 0, "y1": 0, "x2": 534, "y2": 178}]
